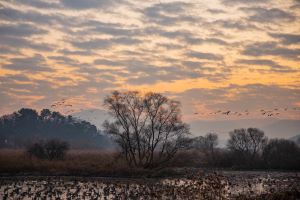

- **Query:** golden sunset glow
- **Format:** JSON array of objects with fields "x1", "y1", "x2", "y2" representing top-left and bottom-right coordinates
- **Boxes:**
[{"x1": 0, "y1": 0, "x2": 299, "y2": 121}]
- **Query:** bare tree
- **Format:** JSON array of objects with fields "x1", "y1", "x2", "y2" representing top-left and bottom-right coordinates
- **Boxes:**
[
  {"x1": 27, "y1": 139, "x2": 69, "y2": 160},
  {"x1": 227, "y1": 128, "x2": 267, "y2": 165},
  {"x1": 203, "y1": 133, "x2": 218, "y2": 154},
  {"x1": 103, "y1": 91, "x2": 190, "y2": 168},
  {"x1": 190, "y1": 133, "x2": 218, "y2": 166},
  {"x1": 191, "y1": 133, "x2": 218, "y2": 152}
]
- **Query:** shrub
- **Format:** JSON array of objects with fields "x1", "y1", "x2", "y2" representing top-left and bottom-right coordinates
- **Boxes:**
[
  {"x1": 27, "y1": 142, "x2": 45, "y2": 159},
  {"x1": 262, "y1": 139, "x2": 300, "y2": 170},
  {"x1": 27, "y1": 139, "x2": 69, "y2": 160}
]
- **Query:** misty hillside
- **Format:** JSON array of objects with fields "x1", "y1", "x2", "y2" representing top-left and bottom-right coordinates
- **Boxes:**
[{"x1": 0, "y1": 108, "x2": 114, "y2": 149}]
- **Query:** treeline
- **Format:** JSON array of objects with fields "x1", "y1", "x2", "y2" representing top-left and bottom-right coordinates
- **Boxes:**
[
  {"x1": 182, "y1": 128, "x2": 300, "y2": 170},
  {"x1": 0, "y1": 108, "x2": 113, "y2": 149},
  {"x1": 101, "y1": 91, "x2": 300, "y2": 170}
]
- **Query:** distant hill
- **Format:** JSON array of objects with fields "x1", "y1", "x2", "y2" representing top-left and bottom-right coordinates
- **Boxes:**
[
  {"x1": 290, "y1": 134, "x2": 300, "y2": 146},
  {"x1": 0, "y1": 108, "x2": 114, "y2": 149}
]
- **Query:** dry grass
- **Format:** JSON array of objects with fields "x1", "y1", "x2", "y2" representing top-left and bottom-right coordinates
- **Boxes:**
[
  {"x1": 0, "y1": 149, "x2": 150, "y2": 177},
  {"x1": 1, "y1": 150, "x2": 299, "y2": 199},
  {"x1": 0, "y1": 149, "x2": 204, "y2": 177}
]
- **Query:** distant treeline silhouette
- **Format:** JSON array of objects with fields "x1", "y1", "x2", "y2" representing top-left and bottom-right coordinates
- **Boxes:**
[
  {"x1": 1, "y1": 107, "x2": 299, "y2": 170},
  {"x1": 0, "y1": 108, "x2": 113, "y2": 149},
  {"x1": 101, "y1": 91, "x2": 300, "y2": 170},
  {"x1": 182, "y1": 129, "x2": 300, "y2": 170}
]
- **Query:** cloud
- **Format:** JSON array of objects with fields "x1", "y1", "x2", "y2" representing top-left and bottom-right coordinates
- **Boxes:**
[
  {"x1": 71, "y1": 39, "x2": 111, "y2": 49},
  {"x1": 11, "y1": 0, "x2": 61, "y2": 9},
  {"x1": 81, "y1": 56, "x2": 228, "y2": 85},
  {"x1": 290, "y1": 3, "x2": 300, "y2": 10},
  {"x1": 215, "y1": 20, "x2": 259, "y2": 30},
  {"x1": 94, "y1": 59, "x2": 123, "y2": 67},
  {"x1": 0, "y1": 74, "x2": 31, "y2": 85},
  {"x1": 0, "y1": 0, "x2": 298, "y2": 118},
  {"x1": 0, "y1": 47, "x2": 21, "y2": 55},
  {"x1": 2, "y1": 54, "x2": 53, "y2": 72},
  {"x1": 60, "y1": 0, "x2": 122, "y2": 10},
  {"x1": 181, "y1": 61, "x2": 206, "y2": 69},
  {"x1": 222, "y1": 0, "x2": 270, "y2": 5},
  {"x1": 207, "y1": 9, "x2": 226, "y2": 14},
  {"x1": 177, "y1": 84, "x2": 300, "y2": 112},
  {"x1": 0, "y1": 6, "x2": 73, "y2": 26},
  {"x1": 269, "y1": 33, "x2": 300, "y2": 45},
  {"x1": 242, "y1": 42, "x2": 300, "y2": 60},
  {"x1": 142, "y1": 2, "x2": 198, "y2": 26},
  {"x1": 120, "y1": 58, "x2": 230, "y2": 85},
  {"x1": 47, "y1": 56, "x2": 80, "y2": 66},
  {"x1": 77, "y1": 21, "x2": 140, "y2": 37},
  {"x1": 126, "y1": 67, "x2": 202, "y2": 85},
  {"x1": 57, "y1": 49, "x2": 95, "y2": 56},
  {"x1": 0, "y1": 23, "x2": 47, "y2": 37},
  {"x1": 71, "y1": 37, "x2": 141, "y2": 49},
  {"x1": 236, "y1": 59, "x2": 296, "y2": 73},
  {"x1": 186, "y1": 51, "x2": 224, "y2": 61},
  {"x1": 240, "y1": 7, "x2": 296, "y2": 22},
  {"x1": 0, "y1": 35, "x2": 54, "y2": 51},
  {"x1": 143, "y1": 27, "x2": 229, "y2": 46}
]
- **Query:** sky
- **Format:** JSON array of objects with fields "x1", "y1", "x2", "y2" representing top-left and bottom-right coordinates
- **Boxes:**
[{"x1": 0, "y1": 0, "x2": 300, "y2": 122}]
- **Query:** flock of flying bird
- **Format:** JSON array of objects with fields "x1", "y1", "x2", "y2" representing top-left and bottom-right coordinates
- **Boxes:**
[
  {"x1": 50, "y1": 99, "x2": 78, "y2": 115},
  {"x1": 49, "y1": 98, "x2": 300, "y2": 119},
  {"x1": 50, "y1": 98, "x2": 98, "y2": 121},
  {"x1": 193, "y1": 107, "x2": 300, "y2": 117}
]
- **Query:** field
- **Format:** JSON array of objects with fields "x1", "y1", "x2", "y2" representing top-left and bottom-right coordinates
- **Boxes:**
[
  {"x1": 1, "y1": 150, "x2": 300, "y2": 199},
  {"x1": 0, "y1": 149, "x2": 205, "y2": 177},
  {"x1": 0, "y1": 171, "x2": 299, "y2": 199}
]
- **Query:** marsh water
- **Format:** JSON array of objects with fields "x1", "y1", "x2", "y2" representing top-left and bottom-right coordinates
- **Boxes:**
[{"x1": 1, "y1": 171, "x2": 299, "y2": 199}]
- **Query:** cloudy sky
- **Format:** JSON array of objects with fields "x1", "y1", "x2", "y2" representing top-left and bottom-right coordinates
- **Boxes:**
[{"x1": 0, "y1": 0, "x2": 299, "y2": 121}]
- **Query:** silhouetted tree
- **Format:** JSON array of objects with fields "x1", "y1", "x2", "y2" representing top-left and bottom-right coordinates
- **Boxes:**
[
  {"x1": 44, "y1": 139, "x2": 69, "y2": 160},
  {"x1": 0, "y1": 108, "x2": 112, "y2": 149},
  {"x1": 203, "y1": 133, "x2": 218, "y2": 154},
  {"x1": 262, "y1": 139, "x2": 300, "y2": 170},
  {"x1": 227, "y1": 128, "x2": 267, "y2": 167},
  {"x1": 103, "y1": 91, "x2": 190, "y2": 168},
  {"x1": 27, "y1": 142, "x2": 45, "y2": 159},
  {"x1": 188, "y1": 133, "x2": 218, "y2": 166},
  {"x1": 40, "y1": 109, "x2": 51, "y2": 120},
  {"x1": 27, "y1": 139, "x2": 69, "y2": 160},
  {"x1": 202, "y1": 133, "x2": 218, "y2": 165}
]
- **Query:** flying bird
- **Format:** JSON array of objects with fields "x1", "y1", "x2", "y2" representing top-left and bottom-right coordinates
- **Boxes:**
[{"x1": 222, "y1": 111, "x2": 230, "y2": 115}]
